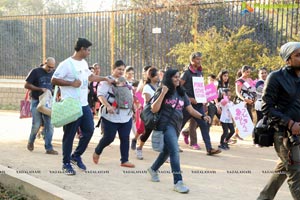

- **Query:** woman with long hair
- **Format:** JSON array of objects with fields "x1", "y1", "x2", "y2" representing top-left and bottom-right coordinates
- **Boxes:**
[
  {"x1": 235, "y1": 65, "x2": 256, "y2": 120},
  {"x1": 233, "y1": 65, "x2": 256, "y2": 141},
  {"x1": 147, "y1": 69, "x2": 210, "y2": 193},
  {"x1": 136, "y1": 67, "x2": 160, "y2": 160}
]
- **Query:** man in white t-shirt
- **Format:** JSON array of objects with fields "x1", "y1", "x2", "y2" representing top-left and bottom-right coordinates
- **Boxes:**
[{"x1": 51, "y1": 38, "x2": 110, "y2": 175}]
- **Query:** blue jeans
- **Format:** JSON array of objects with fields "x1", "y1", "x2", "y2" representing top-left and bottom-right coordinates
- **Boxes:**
[
  {"x1": 182, "y1": 103, "x2": 212, "y2": 151},
  {"x1": 95, "y1": 117, "x2": 132, "y2": 164},
  {"x1": 62, "y1": 106, "x2": 94, "y2": 164},
  {"x1": 151, "y1": 125, "x2": 182, "y2": 184},
  {"x1": 28, "y1": 99, "x2": 54, "y2": 151}
]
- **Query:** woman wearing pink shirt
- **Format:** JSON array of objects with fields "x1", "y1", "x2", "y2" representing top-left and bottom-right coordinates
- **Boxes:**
[
  {"x1": 235, "y1": 65, "x2": 256, "y2": 120},
  {"x1": 233, "y1": 65, "x2": 256, "y2": 141}
]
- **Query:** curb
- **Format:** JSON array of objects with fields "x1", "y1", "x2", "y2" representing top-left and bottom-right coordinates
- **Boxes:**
[{"x1": 0, "y1": 165, "x2": 87, "y2": 200}]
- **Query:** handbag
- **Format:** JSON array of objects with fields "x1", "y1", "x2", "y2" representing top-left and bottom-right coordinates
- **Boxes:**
[
  {"x1": 51, "y1": 61, "x2": 83, "y2": 127},
  {"x1": 140, "y1": 101, "x2": 160, "y2": 130},
  {"x1": 151, "y1": 130, "x2": 164, "y2": 152},
  {"x1": 253, "y1": 116, "x2": 274, "y2": 147},
  {"x1": 37, "y1": 89, "x2": 52, "y2": 116},
  {"x1": 19, "y1": 90, "x2": 32, "y2": 119},
  {"x1": 149, "y1": 94, "x2": 180, "y2": 152}
]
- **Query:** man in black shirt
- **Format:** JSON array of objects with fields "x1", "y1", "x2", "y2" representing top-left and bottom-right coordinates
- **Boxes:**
[
  {"x1": 25, "y1": 57, "x2": 58, "y2": 155},
  {"x1": 180, "y1": 52, "x2": 221, "y2": 155}
]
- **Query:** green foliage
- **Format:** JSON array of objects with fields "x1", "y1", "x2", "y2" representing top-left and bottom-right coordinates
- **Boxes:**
[
  {"x1": 0, "y1": 103, "x2": 19, "y2": 110},
  {"x1": 292, "y1": 33, "x2": 300, "y2": 42},
  {"x1": 254, "y1": 53, "x2": 284, "y2": 72},
  {"x1": 0, "y1": 0, "x2": 85, "y2": 16},
  {"x1": 0, "y1": 0, "x2": 43, "y2": 16},
  {"x1": 0, "y1": 183, "x2": 31, "y2": 200},
  {"x1": 168, "y1": 25, "x2": 284, "y2": 84}
]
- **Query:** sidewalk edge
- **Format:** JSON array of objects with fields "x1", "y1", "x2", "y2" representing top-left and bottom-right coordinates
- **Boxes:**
[{"x1": 0, "y1": 164, "x2": 87, "y2": 200}]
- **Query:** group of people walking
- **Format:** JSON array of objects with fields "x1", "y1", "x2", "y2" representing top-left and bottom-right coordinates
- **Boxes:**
[{"x1": 23, "y1": 38, "x2": 300, "y2": 198}]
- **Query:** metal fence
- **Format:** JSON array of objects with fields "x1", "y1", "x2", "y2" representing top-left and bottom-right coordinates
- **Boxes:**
[{"x1": 0, "y1": 0, "x2": 299, "y2": 79}]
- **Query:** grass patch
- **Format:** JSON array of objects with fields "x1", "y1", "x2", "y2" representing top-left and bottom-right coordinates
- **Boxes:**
[
  {"x1": 0, "y1": 104, "x2": 19, "y2": 111},
  {"x1": 0, "y1": 183, "x2": 32, "y2": 200}
]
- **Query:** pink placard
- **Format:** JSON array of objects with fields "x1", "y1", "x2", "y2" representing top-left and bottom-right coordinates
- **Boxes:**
[
  {"x1": 229, "y1": 102, "x2": 254, "y2": 138},
  {"x1": 205, "y1": 83, "x2": 218, "y2": 102}
]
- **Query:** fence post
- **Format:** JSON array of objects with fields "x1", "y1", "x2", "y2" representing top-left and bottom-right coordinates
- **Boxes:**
[
  {"x1": 42, "y1": 16, "x2": 46, "y2": 62},
  {"x1": 192, "y1": 7, "x2": 199, "y2": 51},
  {"x1": 110, "y1": 12, "x2": 115, "y2": 70}
]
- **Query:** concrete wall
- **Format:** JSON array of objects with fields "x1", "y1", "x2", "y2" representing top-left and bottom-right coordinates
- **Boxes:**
[
  {"x1": 0, "y1": 79, "x2": 26, "y2": 109},
  {"x1": 0, "y1": 165, "x2": 87, "y2": 200}
]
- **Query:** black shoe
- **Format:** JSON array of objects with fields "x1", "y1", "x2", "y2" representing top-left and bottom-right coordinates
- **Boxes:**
[
  {"x1": 218, "y1": 145, "x2": 227, "y2": 151},
  {"x1": 27, "y1": 142, "x2": 34, "y2": 151},
  {"x1": 46, "y1": 149, "x2": 59, "y2": 155},
  {"x1": 207, "y1": 148, "x2": 222, "y2": 155},
  {"x1": 131, "y1": 139, "x2": 137, "y2": 150},
  {"x1": 224, "y1": 143, "x2": 230, "y2": 150}
]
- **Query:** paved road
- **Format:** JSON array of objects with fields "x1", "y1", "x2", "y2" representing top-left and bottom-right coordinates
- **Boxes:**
[{"x1": 0, "y1": 111, "x2": 291, "y2": 200}]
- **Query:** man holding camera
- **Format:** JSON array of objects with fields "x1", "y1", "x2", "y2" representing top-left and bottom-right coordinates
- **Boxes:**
[{"x1": 257, "y1": 42, "x2": 300, "y2": 200}]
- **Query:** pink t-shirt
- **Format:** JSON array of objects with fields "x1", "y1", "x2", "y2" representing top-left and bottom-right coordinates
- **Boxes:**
[{"x1": 135, "y1": 91, "x2": 144, "y2": 106}]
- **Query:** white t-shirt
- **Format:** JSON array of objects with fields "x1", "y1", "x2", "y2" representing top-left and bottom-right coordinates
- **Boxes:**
[
  {"x1": 97, "y1": 77, "x2": 132, "y2": 123},
  {"x1": 142, "y1": 84, "x2": 156, "y2": 106},
  {"x1": 219, "y1": 101, "x2": 234, "y2": 123},
  {"x1": 52, "y1": 57, "x2": 91, "y2": 106}
]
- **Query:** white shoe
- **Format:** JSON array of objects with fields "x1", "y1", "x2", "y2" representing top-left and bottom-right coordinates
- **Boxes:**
[
  {"x1": 136, "y1": 148, "x2": 143, "y2": 160},
  {"x1": 174, "y1": 180, "x2": 189, "y2": 193},
  {"x1": 147, "y1": 167, "x2": 160, "y2": 182}
]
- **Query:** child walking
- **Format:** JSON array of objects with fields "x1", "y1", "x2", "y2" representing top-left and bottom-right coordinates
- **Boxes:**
[{"x1": 218, "y1": 89, "x2": 235, "y2": 150}]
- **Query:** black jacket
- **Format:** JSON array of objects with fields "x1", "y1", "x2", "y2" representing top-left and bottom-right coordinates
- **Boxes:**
[{"x1": 262, "y1": 66, "x2": 300, "y2": 127}]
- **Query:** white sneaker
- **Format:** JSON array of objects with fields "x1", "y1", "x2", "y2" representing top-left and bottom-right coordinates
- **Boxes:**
[
  {"x1": 174, "y1": 181, "x2": 189, "y2": 193},
  {"x1": 136, "y1": 148, "x2": 143, "y2": 160},
  {"x1": 147, "y1": 167, "x2": 160, "y2": 182}
]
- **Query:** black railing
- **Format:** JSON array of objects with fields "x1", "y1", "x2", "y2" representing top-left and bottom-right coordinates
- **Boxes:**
[{"x1": 0, "y1": 0, "x2": 299, "y2": 79}]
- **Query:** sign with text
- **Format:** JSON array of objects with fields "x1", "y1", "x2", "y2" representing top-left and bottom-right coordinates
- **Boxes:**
[
  {"x1": 229, "y1": 102, "x2": 254, "y2": 138},
  {"x1": 192, "y1": 77, "x2": 207, "y2": 103},
  {"x1": 205, "y1": 83, "x2": 218, "y2": 102}
]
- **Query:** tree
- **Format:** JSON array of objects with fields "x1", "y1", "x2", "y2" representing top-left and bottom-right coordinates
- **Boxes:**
[
  {"x1": 0, "y1": 0, "x2": 44, "y2": 16},
  {"x1": 168, "y1": 25, "x2": 283, "y2": 84},
  {"x1": 0, "y1": 0, "x2": 85, "y2": 16}
]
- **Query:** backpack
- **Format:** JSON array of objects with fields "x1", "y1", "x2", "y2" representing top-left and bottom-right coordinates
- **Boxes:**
[
  {"x1": 95, "y1": 79, "x2": 133, "y2": 128},
  {"x1": 111, "y1": 84, "x2": 133, "y2": 110}
]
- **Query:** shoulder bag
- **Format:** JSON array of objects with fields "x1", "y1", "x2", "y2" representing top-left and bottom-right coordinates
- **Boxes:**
[
  {"x1": 51, "y1": 61, "x2": 83, "y2": 127},
  {"x1": 37, "y1": 89, "x2": 52, "y2": 116},
  {"x1": 151, "y1": 95, "x2": 180, "y2": 152}
]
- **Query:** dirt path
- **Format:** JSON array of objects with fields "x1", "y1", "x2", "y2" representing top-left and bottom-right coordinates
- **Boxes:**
[{"x1": 0, "y1": 111, "x2": 291, "y2": 200}]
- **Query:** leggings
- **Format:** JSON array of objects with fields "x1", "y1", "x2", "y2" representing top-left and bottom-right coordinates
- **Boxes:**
[{"x1": 140, "y1": 127, "x2": 152, "y2": 143}]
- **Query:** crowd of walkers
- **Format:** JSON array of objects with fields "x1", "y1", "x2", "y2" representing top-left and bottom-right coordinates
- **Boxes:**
[{"x1": 23, "y1": 38, "x2": 300, "y2": 199}]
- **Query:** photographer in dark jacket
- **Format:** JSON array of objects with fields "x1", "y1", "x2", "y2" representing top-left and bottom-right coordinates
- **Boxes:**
[{"x1": 257, "y1": 42, "x2": 300, "y2": 200}]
